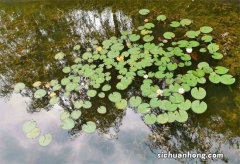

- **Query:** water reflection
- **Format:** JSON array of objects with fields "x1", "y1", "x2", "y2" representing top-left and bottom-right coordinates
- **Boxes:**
[{"x1": 0, "y1": 0, "x2": 239, "y2": 163}]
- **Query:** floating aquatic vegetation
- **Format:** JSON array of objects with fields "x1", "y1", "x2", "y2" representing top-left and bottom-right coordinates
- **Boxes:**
[{"x1": 14, "y1": 9, "x2": 236, "y2": 146}]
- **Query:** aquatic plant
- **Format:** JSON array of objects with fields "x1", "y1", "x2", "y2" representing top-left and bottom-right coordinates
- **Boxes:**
[{"x1": 15, "y1": 9, "x2": 235, "y2": 146}]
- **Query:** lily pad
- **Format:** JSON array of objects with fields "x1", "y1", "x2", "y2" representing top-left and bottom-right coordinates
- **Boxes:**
[
  {"x1": 139, "y1": 9, "x2": 150, "y2": 15},
  {"x1": 191, "y1": 100, "x2": 207, "y2": 114},
  {"x1": 191, "y1": 87, "x2": 206, "y2": 100},
  {"x1": 82, "y1": 121, "x2": 96, "y2": 133},
  {"x1": 38, "y1": 134, "x2": 52, "y2": 146},
  {"x1": 14, "y1": 82, "x2": 25, "y2": 93},
  {"x1": 176, "y1": 110, "x2": 188, "y2": 123},
  {"x1": 163, "y1": 32, "x2": 175, "y2": 39},
  {"x1": 22, "y1": 120, "x2": 37, "y2": 134},
  {"x1": 97, "y1": 106, "x2": 107, "y2": 114},
  {"x1": 71, "y1": 110, "x2": 81, "y2": 120},
  {"x1": 55, "y1": 52, "x2": 65, "y2": 60},
  {"x1": 129, "y1": 96, "x2": 142, "y2": 107},
  {"x1": 86, "y1": 90, "x2": 97, "y2": 97},
  {"x1": 157, "y1": 113, "x2": 168, "y2": 124},
  {"x1": 200, "y1": 26, "x2": 213, "y2": 33},
  {"x1": 180, "y1": 19, "x2": 191, "y2": 26},
  {"x1": 157, "y1": 15, "x2": 166, "y2": 21},
  {"x1": 144, "y1": 114, "x2": 157, "y2": 125},
  {"x1": 34, "y1": 89, "x2": 47, "y2": 99},
  {"x1": 61, "y1": 118, "x2": 75, "y2": 130},
  {"x1": 220, "y1": 74, "x2": 235, "y2": 85},
  {"x1": 115, "y1": 99, "x2": 128, "y2": 110},
  {"x1": 178, "y1": 99, "x2": 191, "y2": 111},
  {"x1": 137, "y1": 103, "x2": 151, "y2": 114},
  {"x1": 108, "y1": 92, "x2": 122, "y2": 103},
  {"x1": 26, "y1": 128, "x2": 41, "y2": 139}
]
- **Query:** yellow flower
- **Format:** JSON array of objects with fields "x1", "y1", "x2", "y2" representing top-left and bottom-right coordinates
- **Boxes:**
[
  {"x1": 96, "y1": 46, "x2": 102, "y2": 52},
  {"x1": 156, "y1": 89, "x2": 164, "y2": 96},
  {"x1": 50, "y1": 92, "x2": 56, "y2": 97},
  {"x1": 116, "y1": 55, "x2": 124, "y2": 61}
]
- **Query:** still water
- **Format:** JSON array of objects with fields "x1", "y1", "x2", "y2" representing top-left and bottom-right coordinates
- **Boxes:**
[{"x1": 0, "y1": 0, "x2": 239, "y2": 163}]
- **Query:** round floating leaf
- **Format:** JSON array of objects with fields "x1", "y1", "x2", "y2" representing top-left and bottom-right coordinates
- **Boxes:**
[
  {"x1": 26, "y1": 128, "x2": 40, "y2": 139},
  {"x1": 62, "y1": 67, "x2": 71, "y2": 73},
  {"x1": 215, "y1": 66, "x2": 229, "y2": 75},
  {"x1": 129, "y1": 96, "x2": 142, "y2": 107},
  {"x1": 115, "y1": 99, "x2": 127, "y2": 110},
  {"x1": 83, "y1": 101, "x2": 92, "y2": 109},
  {"x1": 191, "y1": 87, "x2": 206, "y2": 100},
  {"x1": 178, "y1": 99, "x2": 191, "y2": 111},
  {"x1": 74, "y1": 100, "x2": 83, "y2": 109},
  {"x1": 55, "y1": 52, "x2": 65, "y2": 60},
  {"x1": 61, "y1": 118, "x2": 75, "y2": 130},
  {"x1": 98, "y1": 92, "x2": 105, "y2": 98},
  {"x1": 144, "y1": 114, "x2": 157, "y2": 125},
  {"x1": 71, "y1": 110, "x2": 81, "y2": 120},
  {"x1": 191, "y1": 100, "x2": 207, "y2": 114},
  {"x1": 108, "y1": 92, "x2": 122, "y2": 103},
  {"x1": 102, "y1": 84, "x2": 111, "y2": 91},
  {"x1": 60, "y1": 111, "x2": 70, "y2": 121},
  {"x1": 209, "y1": 72, "x2": 221, "y2": 84},
  {"x1": 82, "y1": 121, "x2": 96, "y2": 133},
  {"x1": 150, "y1": 98, "x2": 161, "y2": 108},
  {"x1": 137, "y1": 103, "x2": 151, "y2": 114},
  {"x1": 129, "y1": 34, "x2": 140, "y2": 42},
  {"x1": 220, "y1": 74, "x2": 235, "y2": 85},
  {"x1": 167, "y1": 112, "x2": 176, "y2": 123},
  {"x1": 34, "y1": 89, "x2": 47, "y2": 99},
  {"x1": 86, "y1": 90, "x2": 97, "y2": 97},
  {"x1": 22, "y1": 120, "x2": 37, "y2": 134},
  {"x1": 170, "y1": 21, "x2": 180, "y2": 27},
  {"x1": 73, "y1": 45, "x2": 81, "y2": 51},
  {"x1": 201, "y1": 35, "x2": 213, "y2": 42},
  {"x1": 97, "y1": 106, "x2": 107, "y2": 114},
  {"x1": 143, "y1": 35, "x2": 154, "y2": 42},
  {"x1": 38, "y1": 134, "x2": 52, "y2": 146},
  {"x1": 200, "y1": 26, "x2": 213, "y2": 33},
  {"x1": 49, "y1": 97, "x2": 60, "y2": 105},
  {"x1": 14, "y1": 82, "x2": 25, "y2": 93},
  {"x1": 185, "y1": 31, "x2": 200, "y2": 38},
  {"x1": 139, "y1": 9, "x2": 150, "y2": 15},
  {"x1": 157, "y1": 15, "x2": 166, "y2": 21},
  {"x1": 157, "y1": 113, "x2": 168, "y2": 124},
  {"x1": 163, "y1": 32, "x2": 175, "y2": 39},
  {"x1": 180, "y1": 19, "x2": 192, "y2": 26},
  {"x1": 212, "y1": 53, "x2": 223, "y2": 60},
  {"x1": 207, "y1": 43, "x2": 219, "y2": 53},
  {"x1": 176, "y1": 110, "x2": 188, "y2": 123}
]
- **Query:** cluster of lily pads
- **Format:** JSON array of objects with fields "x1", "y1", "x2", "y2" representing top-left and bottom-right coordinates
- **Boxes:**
[{"x1": 14, "y1": 9, "x2": 235, "y2": 145}]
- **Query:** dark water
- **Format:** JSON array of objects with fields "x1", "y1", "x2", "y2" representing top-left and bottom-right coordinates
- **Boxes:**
[{"x1": 0, "y1": 0, "x2": 239, "y2": 164}]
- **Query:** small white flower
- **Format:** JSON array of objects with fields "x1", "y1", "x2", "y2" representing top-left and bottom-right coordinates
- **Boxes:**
[
  {"x1": 81, "y1": 82, "x2": 85, "y2": 86},
  {"x1": 156, "y1": 89, "x2": 164, "y2": 96},
  {"x1": 178, "y1": 88, "x2": 185, "y2": 94},
  {"x1": 186, "y1": 47, "x2": 193, "y2": 53},
  {"x1": 143, "y1": 74, "x2": 148, "y2": 79}
]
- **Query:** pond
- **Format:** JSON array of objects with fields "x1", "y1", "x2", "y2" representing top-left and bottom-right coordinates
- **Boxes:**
[{"x1": 0, "y1": 0, "x2": 239, "y2": 163}]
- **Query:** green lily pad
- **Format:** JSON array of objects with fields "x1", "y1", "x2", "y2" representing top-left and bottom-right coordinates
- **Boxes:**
[
  {"x1": 26, "y1": 127, "x2": 41, "y2": 139},
  {"x1": 129, "y1": 34, "x2": 140, "y2": 42},
  {"x1": 186, "y1": 31, "x2": 200, "y2": 38},
  {"x1": 55, "y1": 52, "x2": 65, "y2": 60},
  {"x1": 200, "y1": 26, "x2": 213, "y2": 33},
  {"x1": 163, "y1": 32, "x2": 175, "y2": 39},
  {"x1": 14, "y1": 82, "x2": 25, "y2": 93},
  {"x1": 209, "y1": 72, "x2": 221, "y2": 84},
  {"x1": 82, "y1": 121, "x2": 96, "y2": 133},
  {"x1": 98, "y1": 92, "x2": 105, "y2": 98},
  {"x1": 178, "y1": 99, "x2": 191, "y2": 110},
  {"x1": 191, "y1": 87, "x2": 206, "y2": 100},
  {"x1": 143, "y1": 35, "x2": 154, "y2": 42},
  {"x1": 144, "y1": 114, "x2": 157, "y2": 125},
  {"x1": 212, "y1": 53, "x2": 223, "y2": 60},
  {"x1": 170, "y1": 21, "x2": 180, "y2": 27},
  {"x1": 60, "y1": 111, "x2": 70, "y2": 121},
  {"x1": 191, "y1": 100, "x2": 207, "y2": 114},
  {"x1": 102, "y1": 84, "x2": 111, "y2": 91},
  {"x1": 176, "y1": 110, "x2": 188, "y2": 123},
  {"x1": 137, "y1": 103, "x2": 151, "y2": 114},
  {"x1": 22, "y1": 120, "x2": 37, "y2": 134},
  {"x1": 97, "y1": 106, "x2": 107, "y2": 114},
  {"x1": 71, "y1": 110, "x2": 81, "y2": 120},
  {"x1": 220, "y1": 74, "x2": 235, "y2": 85},
  {"x1": 34, "y1": 89, "x2": 47, "y2": 99},
  {"x1": 215, "y1": 66, "x2": 229, "y2": 75},
  {"x1": 61, "y1": 118, "x2": 75, "y2": 130},
  {"x1": 139, "y1": 9, "x2": 150, "y2": 15},
  {"x1": 201, "y1": 35, "x2": 213, "y2": 42},
  {"x1": 129, "y1": 96, "x2": 142, "y2": 107},
  {"x1": 49, "y1": 97, "x2": 60, "y2": 105},
  {"x1": 83, "y1": 101, "x2": 92, "y2": 109},
  {"x1": 86, "y1": 90, "x2": 97, "y2": 97},
  {"x1": 73, "y1": 45, "x2": 81, "y2": 51},
  {"x1": 157, "y1": 113, "x2": 168, "y2": 124},
  {"x1": 157, "y1": 15, "x2": 166, "y2": 21},
  {"x1": 38, "y1": 134, "x2": 52, "y2": 146},
  {"x1": 180, "y1": 19, "x2": 192, "y2": 26},
  {"x1": 108, "y1": 92, "x2": 122, "y2": 103},
  {"x1": 207, "y1": 43, "x2": 219, "y2": 53},
  {"x1": 115, "y1": 99, "x2": 128, "y2": 110},
  {"x1": 74, "y1": 100, "x2": 83, "y2": 109}
]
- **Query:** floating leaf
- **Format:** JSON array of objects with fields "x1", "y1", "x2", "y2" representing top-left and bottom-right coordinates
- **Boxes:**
[
  {"x1": 71, "y1": 110, "x2": 81, "y2": 120},
  {"x1": 207, "y1": 43, "x2": 219, "y2": 53},
  {"x1": 191, "y1": 87, "x2": 206, "y2": 100},
  {"x1": 220, "y1": 74, "x2": 235, "y2": 85},
  {"x1": 215, "y1": 66, "x2": 229, "y2": 75},
  {"x1": 74, "y1": 100, "x2": 83, "y2": 109},
  {"x1": 137, "y1": 103, "x2": 150, "y2": 114},
  {"x1": 180, "y1": 19, "x2": 192, "y2": 26},
  {"x1": 129, "y1": 34, "x2": 140, "y2": 42},
  {"x1": 34, "y1": 89, "x2": 47, "y2": 99},
  {"x1": 139, "y1": 9, "x2": 150, "y2": 15},
  {"x1": 143, "y1": 35, "x2": 154, "y2": 42},
  {"x1": 73, "y1": 45, "x2": 81, "y2": 51},
  {"x1": 97, "y1": 106, "x2": 107, "y2": 114},
  {"x1": 191, "y1": 100, "x2": 207, "y2": 114},
  {"x1": 157, "y1": 15, "x2": 166, "y2": 21},
  {"x1": 176, "y1": 110, "x2": 188, "y2": 123},
  {"x1": 163, "y1": 32, "x2": 175, "y2": 39},
  {"x1": 102, "y1": 84, "x2": 111, "y2": 91},
  {"x1": 49, "y1": 97, "x2": 60, "y2": 105},
  {"x1": 26, "y1": 128, "x2": 41, "y2": 139},
  {"x1": 86, "y1": 90, "x2": 97, "y2": 97},
  {"x1": 83, "y1": 101, "x2": 92, "y2": 109},
  {"x1": 108, "y1": 92, "x2": 122, "y2": 103},
  {"x1": 98, "y1": 92, "x2": 105, "y2": 98},
  {"x1": 55, "y1": 52, "x2": 65, "y2": 60},
  {"x1": 61, "y1": 118, "x2": 75, "y2": 130},
  {"x1": 144, "y1": 114, "x2": 157, "y2": 125},
  {"x1": 115, "y1": 99, "x2": 127, "y2": 110},
  {"x1": 82, "y1": 121, "x2": 96, "y2": 133},
  {"x1": 209, "y1": 72, "x2": 221, "y2": 84},
  {"x1": 200, "y1": 26, "x2": 213, "y2": 33},
  {"x1": 157, "y1": 113, "x2": 168, "y2": 124},
  {"x1": 212, "y1": 53, "x2": 223, "y2": 60},
  {"x1": 178, "y1": 99, "x2": 191, "y2": 110},
  {"x1": 38, "y1": 134, "x2": 52, "y2": 146},
  {"x1": 22, "y1": 120, "x2": 37, "y2": 134},
  {"x1": 186, "y1": 31, "x2": 200, "y2": 38},
  {"x1": 170, "y1": 21, "x2": 180, "y2": 27},
  {"x1": 201, "y1": 35, "x2": 213, "y2": 42},
  {"x1": 14, "y1": 82, "x2": 25, "y2": 93},
  {"x1": 129, "y1": 96, "x2": 142, "y2": 107}
]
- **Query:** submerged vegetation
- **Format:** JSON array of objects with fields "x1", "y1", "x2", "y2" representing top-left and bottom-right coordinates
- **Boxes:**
[{"x1": 14, "y1": 9, "x2": 235, "y2": 146}]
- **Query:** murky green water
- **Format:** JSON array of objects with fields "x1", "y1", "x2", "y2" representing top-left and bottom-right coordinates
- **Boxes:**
[{"x1": 0, "y1": 0, "x2": 239, "y2": 163}]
